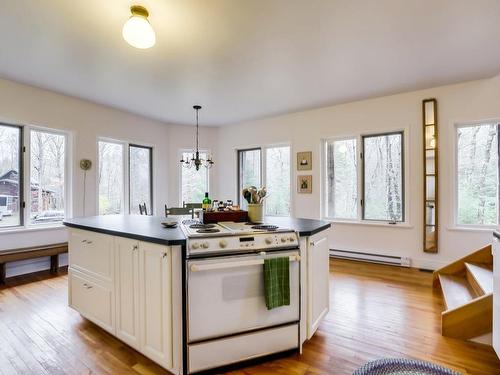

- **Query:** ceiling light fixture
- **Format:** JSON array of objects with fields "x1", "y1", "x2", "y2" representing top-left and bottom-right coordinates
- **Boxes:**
[
  {"x1": 122, "y1": 5, "x2": 156, "y2": 49},
  {"x1": 180, "y1": 106, "x2": 215, "y2": 171}
]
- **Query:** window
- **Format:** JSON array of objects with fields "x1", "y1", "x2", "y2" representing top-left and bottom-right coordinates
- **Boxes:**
[
  {"x1": 0, "y1": 124, "x2": 22, "y2": 228},
  {"x1": 0, "y1": 123, "x2": 69, "y2": 230},
  {"x1": 238, "y1": 148, "x2": 262, "y2": 209},
  {"x1": 325, "y1": 138, "x2": 357, "y2": 219},
  {"x1": 30, "y1": 130, "x2": 66, "y2": 225},
  {"x1": 362, "y1": 132, "x2": 404, "y2": 222},
  {"x1": 237, "y1": 145, "x2": 291, "y2": 216},
  {"x1": 265, "y1": 146, "x2": 291, "y2": 216},
  {"x1": 456, "y1": 123, "x2": 499, "y2": 226},
  {"x1": 98, "y1": 139, "x2": 153, "y2": 215},
  {"x1": 324, "y1": 131, "x2": 405, "y2": 223},
  {"x1": 130, "y1": 145, "x2": 153, "y2": 215},
  {"x1": 180, "y1": 150, "x2": 209, "y2": 205},
  {"x1": 98, "y1": 141, "x2": 124, "y2": 215}
]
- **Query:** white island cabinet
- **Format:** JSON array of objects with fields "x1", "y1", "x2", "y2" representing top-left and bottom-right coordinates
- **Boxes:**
[
  {"x1": 66, "y1": 215, "x2": 331, "y2": 375},
  {"x1": 68, "y1": 229, "x2": 174, "y2": 371},
  {"x1": 306, "y1": 232, "x2": 330, "y2": 339},
  {"x1": 299, "y1": 230, "x2": 330, "y2": 344}
]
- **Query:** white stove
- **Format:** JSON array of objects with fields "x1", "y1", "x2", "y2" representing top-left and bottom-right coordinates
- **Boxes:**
[
  {"x1": 180, "y1": 220, "x2": 299, "y2": 256},
  {"x1": 183, "y1": 219, "x2": 301, "y2": 372}
]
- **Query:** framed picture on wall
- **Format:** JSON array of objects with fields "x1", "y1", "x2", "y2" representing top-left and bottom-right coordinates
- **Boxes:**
[
  {"x1": 297, "y1": 175, "x2": 312, "y2": 193},
  {"x1": 297, "y1": 151, "x2": 312, "y2": 170}
]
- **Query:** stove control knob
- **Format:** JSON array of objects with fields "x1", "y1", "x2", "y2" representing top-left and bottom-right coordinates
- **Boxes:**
[
  {"x1": 265, "y1": 237, "x2": 273, "y2": 245},
  {"x1": 202, "y1": 242, "x2": 210, "y2": 249},
  {"x1": 219, "y1": 240, "x2": 228, "y2": 248},
  {"x1": 281, "y1": 237, "x2": 287, "y2": 243},
  {"x1": 289, "y1": 236, "x2": 295, "y2": 242},
  {"x1": 191, "y1": 242, "x2": 200, "y2": 250}
]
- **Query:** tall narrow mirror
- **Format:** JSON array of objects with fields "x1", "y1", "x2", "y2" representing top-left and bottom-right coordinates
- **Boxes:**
[{"x1": 423, "y1": 99, "x2": 438, "y2": 253}]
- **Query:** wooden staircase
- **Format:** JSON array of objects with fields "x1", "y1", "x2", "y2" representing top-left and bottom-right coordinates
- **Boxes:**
[{"x1": 433, "y1": 244, "x2": 494, "y2": 341}]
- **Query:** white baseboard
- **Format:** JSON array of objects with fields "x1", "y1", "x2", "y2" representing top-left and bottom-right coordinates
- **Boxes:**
[
  {"x1": 330, "y1": 249, "x2": 409, "y2": 267},
  {"x1": 410, "y1": 259, "x2": 447, "y2": 271},
  {"x1": 330, "y1": 248, "x2": 447, "y2": 271}
]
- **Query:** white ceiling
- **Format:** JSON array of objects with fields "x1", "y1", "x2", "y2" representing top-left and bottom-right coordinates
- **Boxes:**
[{"x1": 1, "y1": 0, "x2": 500, "y2": 126}]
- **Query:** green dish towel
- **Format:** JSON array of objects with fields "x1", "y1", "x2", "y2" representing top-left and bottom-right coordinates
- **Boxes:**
[{"x1": 263, "y1": 257, "x2": 290, "y2": 310}]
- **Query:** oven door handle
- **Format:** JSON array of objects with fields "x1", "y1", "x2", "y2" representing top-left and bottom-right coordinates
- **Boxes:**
[{"x1": 190, "y1": 254, "x2": 301, "y2": 272}]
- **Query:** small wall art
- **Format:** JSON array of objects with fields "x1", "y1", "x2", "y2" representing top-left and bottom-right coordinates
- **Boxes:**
[
  {"x1": 297, "y1": 175, "x2": 312, "y2": 194},
  {"x1": 297, "y1": 151, "x2": 312, "y2": 170}
]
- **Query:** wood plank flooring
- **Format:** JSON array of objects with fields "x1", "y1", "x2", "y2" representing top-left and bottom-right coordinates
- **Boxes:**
[{"x1": 0, "y1": 259, "x2": 499, "y2": 375}]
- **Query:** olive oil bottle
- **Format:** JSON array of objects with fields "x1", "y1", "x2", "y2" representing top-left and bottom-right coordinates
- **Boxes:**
[{"x1": 202, "y1": 192, "x2": 211, "y2": 211}]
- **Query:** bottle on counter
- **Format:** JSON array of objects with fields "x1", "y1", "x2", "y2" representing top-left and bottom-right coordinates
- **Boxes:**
[{"x1": 202, "y1": 192, "x2": 211, "y2": 211}]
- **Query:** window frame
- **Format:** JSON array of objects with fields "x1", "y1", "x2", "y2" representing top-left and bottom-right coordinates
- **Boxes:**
[
  {"x1": 28, "y1": 126, "x2": 71, "y2": 227},
  {"x1": 322, "y1": 130, "x2": 408, "y2": 225},
  {"x1": 263, "y1": 144, "x2": 292, "y2": 217},
  {"x1": 323, "y1": 136, "x2": 360, "y2": 221},
  {"x1": 97, "y1": 137, "x2": 154, "y2": 216},
  {"x1": 0, "y1": 123, "x2": 72, "y2": 232},
  {"x1": 453, "y1": 120, "x2": 500, "y2": 229},
  {"x1": 361, "y1": 131, "x2": 405, "y2": 223},
  {"x1": 129, "y1": 144, "x2": 153, "y2": 215},
  {"x1": 178, "y1": 148, "x2": 211, "y2": 206},
  {"x1": 0, "y1": 122, "x2": 24, "y2": 229},
  {"x1": 237, "y1": 147, "x2": 263, "y2": 207},
  {"x1": 236, "y1": 144, "x2": 292, "y2": 217}
]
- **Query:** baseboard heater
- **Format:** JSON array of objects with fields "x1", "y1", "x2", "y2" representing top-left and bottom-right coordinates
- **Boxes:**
[{"x1": 330, "y1": 249, "x2": 410, "y2": 267}]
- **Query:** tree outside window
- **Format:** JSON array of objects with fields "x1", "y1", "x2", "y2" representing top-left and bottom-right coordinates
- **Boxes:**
[{"x1": 457, "y1": 123, "x2": 499, "y2": 226}]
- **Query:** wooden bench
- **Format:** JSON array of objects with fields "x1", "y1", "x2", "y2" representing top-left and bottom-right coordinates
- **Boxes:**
[{"x1": 0, "y1": 243, "x2": 68, "y2": 284}]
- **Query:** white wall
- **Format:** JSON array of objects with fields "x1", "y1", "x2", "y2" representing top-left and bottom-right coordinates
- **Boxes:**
[
  {"x1": 0, "y1": 78, "x2": 219, "y2": 276},
  {"x1": 216, "y1": 74, "x2": 500, "y2": 269},
  {"x1": 2, "y1": 73, "x2": 499, "y2": 273}
]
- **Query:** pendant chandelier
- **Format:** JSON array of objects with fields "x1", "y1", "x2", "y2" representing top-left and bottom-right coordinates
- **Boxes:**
[{"x1": 180, "y1": 105, "x2": 214, "y2": 171}]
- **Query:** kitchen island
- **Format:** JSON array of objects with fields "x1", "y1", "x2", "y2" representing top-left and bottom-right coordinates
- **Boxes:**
[{"x1": 63, "y1": 215, "x2": 331, "y2": 374}]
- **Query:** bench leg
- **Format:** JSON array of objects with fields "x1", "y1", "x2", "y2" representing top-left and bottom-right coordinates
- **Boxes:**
[
  {"x1": 0, "y1": 263, "x2": 5, "y2": 284},
  {"x1": 50, "y1": 255, "x2": 59, "y2": 274}
]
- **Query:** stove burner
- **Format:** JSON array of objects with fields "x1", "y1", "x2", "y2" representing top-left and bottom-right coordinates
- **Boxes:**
[
  {"x1": 196, "y1": 228, "x2": 220, "y2": 233},
  {"x1": 251, "y1": 224, "x2": 279, "y2": 231},
  {"x1": 190, "y1": 223, "x2": 216, "y2": 229}
]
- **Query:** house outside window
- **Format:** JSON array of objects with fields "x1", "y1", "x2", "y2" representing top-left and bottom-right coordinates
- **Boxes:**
[{"x1": 0, "y1": 123, "x2": 69, "y2": 229}]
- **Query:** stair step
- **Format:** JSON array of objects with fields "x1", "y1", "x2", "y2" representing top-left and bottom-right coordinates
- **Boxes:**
[
  {"x1": 438, "y1": 274, "x2": 478, "y2": 310},
  {"x1": 465, "y1": 263, "x2": 493, "y2": 295}
]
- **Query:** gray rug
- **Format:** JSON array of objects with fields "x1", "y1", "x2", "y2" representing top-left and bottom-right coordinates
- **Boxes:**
[{"x1": 353, "y1": 358, "x2": 460, "y2": 375}]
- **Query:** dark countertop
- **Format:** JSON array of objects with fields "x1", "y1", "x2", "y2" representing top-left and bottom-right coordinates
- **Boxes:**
[
  {"x1": 264, "y1": 217, "x2": 331, "y2": 237},
  {"x1": 63, "y1": 215, "x2": 331, "y2": 245},
  {"x1": 63, "y1": 215, "x2": 186, "y2": 246}
]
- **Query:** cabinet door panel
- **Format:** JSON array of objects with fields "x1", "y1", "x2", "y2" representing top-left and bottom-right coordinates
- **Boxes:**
[
  {"x1": 139, "y1": 242, "x2": 172, "y2": 369},
  {"x1": 307, "y1": 235, "x2": 329, "y2": 339},
  {"x1": 69, "y1": 269, "x2": 114, "y2": 333},
  {"x1": 115, "y1": 237, "x2": 140, "y2": 349}
]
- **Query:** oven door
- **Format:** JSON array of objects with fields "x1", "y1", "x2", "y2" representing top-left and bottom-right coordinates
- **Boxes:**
[{"x1": 187, "y1": 250, "x2": 300, "y2": 342}]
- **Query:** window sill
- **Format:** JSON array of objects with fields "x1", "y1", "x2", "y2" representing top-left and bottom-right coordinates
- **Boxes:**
[
  {"x1": 447, "y1": 225, "x2": 500, "y2": 233},
  {"x1": 0, "y1": 224, "x2": 67, "y2": 235},
  {"x1": 326, "y1": 219, "x2": 414, "y2": 229}
]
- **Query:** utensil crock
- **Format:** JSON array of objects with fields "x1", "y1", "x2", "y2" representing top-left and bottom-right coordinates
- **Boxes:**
[{"x1": 247, "y1": 203, "x2": 264, "y2": 224}]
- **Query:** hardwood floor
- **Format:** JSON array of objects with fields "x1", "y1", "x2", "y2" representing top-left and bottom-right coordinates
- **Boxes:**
[{"x1": 0, "y1": 259, "x2": 499, "y2": 375}]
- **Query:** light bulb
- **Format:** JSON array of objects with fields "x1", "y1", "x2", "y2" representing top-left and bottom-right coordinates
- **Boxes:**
[{"x1": 122, "y1": 6, "x2": 156, "y2": 49}]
